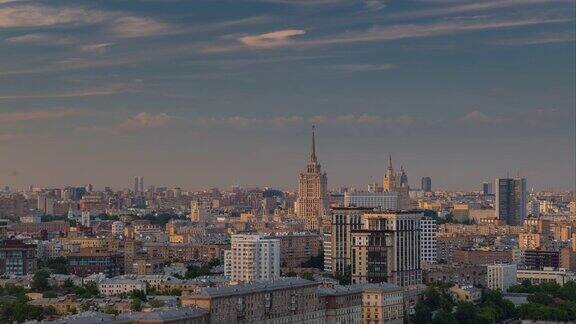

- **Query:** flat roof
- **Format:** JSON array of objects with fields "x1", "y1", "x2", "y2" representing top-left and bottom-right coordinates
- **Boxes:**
[{"x1": 192, "y1": 278, "x2": 317, "y2": 298}]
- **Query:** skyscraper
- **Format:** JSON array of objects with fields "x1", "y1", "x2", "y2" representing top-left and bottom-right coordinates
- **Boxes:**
[
  {"x1": 482, "y1": 182, "x2": 493, "y2": 195},
  {"x1": 295, "y1": 126, "x2": 328, "y2": 231},
  {"x1": 133, "y1": 176, "x2": 139, "y2": 194},
  {"x1": 382, "y1": 155, "x2": 410, "y2": 210},
  {"x1": 421, "y1": 177, "x2": 432, "y2": 193},
  {"x1": 495, "y1": 177, "x2": 527, "y2": 226},
  {"x1": 138, "y1": 176, "x2": 144, "y2": 194}
]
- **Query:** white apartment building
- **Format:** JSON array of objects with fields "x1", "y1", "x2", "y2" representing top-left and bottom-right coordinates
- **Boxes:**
[
  {"x1": 487, "y1": 264, "x2": 517, "y2": 292},
  {"x1": 224, "y1": 234, "x2": 280, "y2": 283},
  {"x1": 420, "y1": 217, "x2": 437, "y2": 265},
  {"x1": 517, "y1": 268, "x2": 576, "y2": 286},
  {"x1": 111, "y1": 221, "x2": 125, "y2": 236},
  {"x1": 344, "y1": 191, "x2": 398, "y2": 210}
]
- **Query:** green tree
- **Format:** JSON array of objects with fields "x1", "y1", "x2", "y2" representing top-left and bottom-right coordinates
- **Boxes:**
[
  {"x1": 129, "y1": 289, "x2": 147, "y2": 301},
  {"x1": 31, "y1": 270, "x2": 51, "y2": 292},
  {"x1": 455, "y1": 302, "x2": 477, "y2": 324},
  {"x1": 149, "y1": 299, "x2": 165, "y2": 308},
  {"x1": 413, "y1": 301, "x2": 432, "y2": 324},
  {"x1": 131, "y1": 299, "x2": 142, "y2": 311},
  {"x1": 432, "y1": 309, "x2": 458, "y2": 324}
]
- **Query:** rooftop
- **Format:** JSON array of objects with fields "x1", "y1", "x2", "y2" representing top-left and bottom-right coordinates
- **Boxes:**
[{"x1": 192, "y1": 277, "x2": 317, "y2": 298}]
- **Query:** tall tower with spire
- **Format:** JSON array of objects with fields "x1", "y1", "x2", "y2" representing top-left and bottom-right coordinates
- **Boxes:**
[
  {"x1": 383, "y1": 154, "x2": 396, "y2": 192},
  {"x1": 295, "y1": 126, "x2": 328, "y2": 231},
  {"x1": 383, "y1": 154, "x2": 411, "y2": 210}
]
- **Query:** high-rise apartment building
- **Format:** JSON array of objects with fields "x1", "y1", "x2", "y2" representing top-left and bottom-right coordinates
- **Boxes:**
[
  {"x1": 482, "y1": 182, "x2": 493, "y2": 195},
  {"x1": 139, "y1": 176, "x2": 144, "y2": 194},
  {"x1": 224, "y1": 234, "x2": 280, "y2": 283},
  {"x1": 351, "y1": 229, "x2": 393, "y2": 284},
  {"x1": 363, "y1": 211, "x2": 423, "y2": 286},
  {"x1": 133, "y1": 176, "x2": 139, "y2": 194},
  {"x1": 189, "y1": 200, "x2": 209, "y2": 222},
  {"x1": 496, "y1": 177, "x2": 527, "y2": 225},
  {"x1": 421, "y1": 177, "x2": 432, "y2": 193},
  {"x1": 295, "y1": 127, "x2": 328, "y2": 231},
  {"x1": 328, "y1": 208, "x2": 370, "y2": 276},
  {"x1": 420, "y1": 217, "x2": 437, "y2": 265},
  {"x1": 37, "y1": 194, "x2": 55, "y2": 215}
]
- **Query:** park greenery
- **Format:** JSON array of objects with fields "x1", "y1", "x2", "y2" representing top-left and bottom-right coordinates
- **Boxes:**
[
  {"x1": 509, "y1": 280, "x2": 576, "y2": 322},
  {"x1": 412, "y1": 284, "x2": 517, "y2": 324}
]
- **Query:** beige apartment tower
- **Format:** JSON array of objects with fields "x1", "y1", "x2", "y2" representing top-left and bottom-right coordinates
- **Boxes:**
[{"x1": 295, "y1": 126, "x2": 328, "y2": 231}]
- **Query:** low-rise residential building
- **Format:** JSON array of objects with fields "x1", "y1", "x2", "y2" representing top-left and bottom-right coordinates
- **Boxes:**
[
  {"x1": 359, "y1": 283, "x2": 404, "y2": 324},
  {"x1": 0, "y1": 239, "x2": 37, "y2": 276},
  {"x1": 67, "y1": 247, "x2": 125, "y2": 277},
  {"x1": 423, "y1": 263, "x2": 486, "y2": 286},
  {"x1": 98, "y1": 278, "x2": 147, "y2": 296},
  {"x1": 487, "y1": 264, "x2": 517, "y2": 292},
  {"x1": 318, "y1": 285, "x2": 363, "y2": 324},
  {"x1": 517, "y1": 268, "x2": 576, "y2": 286},
  {"x1": 453, "y1": 248, "x2": 514, "y2": 265},
  {"x1": 181, "y1": 278, "x2": 324, "y2": 323}
]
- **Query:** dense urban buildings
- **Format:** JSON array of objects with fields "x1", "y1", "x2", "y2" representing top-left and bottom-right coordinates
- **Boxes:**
[{"x1": 0, "y1": 126, "x2": 573, "y2": 324}]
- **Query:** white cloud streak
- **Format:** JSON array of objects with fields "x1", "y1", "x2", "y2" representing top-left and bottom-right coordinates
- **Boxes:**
[{"x1": 0, "y1": 109, "x2": 81, "y2": 123}]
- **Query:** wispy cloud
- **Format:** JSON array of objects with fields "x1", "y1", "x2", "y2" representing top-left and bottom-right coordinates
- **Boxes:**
[
  {"x1": 222, "y1": 15, "x2": 572, "y2": 52},
  {"x1": 0, "y1": 84, "x2": 135, "y2": 100},
  {"x1": 493, "y1": 32, "x2": 575, "y2": 46},
  {"x1": 78, "y1": 42, "x2": 114, "y2": 53},
  {"x1": 460, "y1": 110, "x2": 504, "y2": 125},
  {"x1": 298, "y1": 16, "x2": 572, "y2": 47},
  {"x1": 198, "y1": 113, "x2": 416, "y2": 129},
  {"x1": 117, "y1": 112, "x2": 173, "y2": 131},
  {"x1": 0, "y1": 4, "x2": 110, "y2": 28},
  {"x1": 6, "y1": 33, "x2": 74, "y2": 45},
  {"x1": 388, "y1": 0, "x2": 572, "y2": 21},
  {"x1": 106, "y1": 16, "x2": 175, "y2": 38},
  {"x1": 0, "y1": 4, "x2": 176, "y2": 38},
  {"x1": 239, "y1": 29, "x2": 306, "y2": 48},
  {"x1": 0, "y1": 108, "x2": 81, "y2": 123}
]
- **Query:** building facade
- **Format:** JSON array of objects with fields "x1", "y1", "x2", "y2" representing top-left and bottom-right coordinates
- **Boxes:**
[
  {"x1": 295, "y1": 127, "x2": 328, "y2": 231},
  {"x1": 182, "y1": 278, "x2": 324, "y2": 324},
  {"x1": 363, "y1": 211, "x2": 423, "y2": 286},
  {"x1": 420, "y1": 217, "x2": 437, "y2": 265},
  {"x1": 0, "y1": 239, "x2": 37, "y2": 276},
  {"x1": 495, "y1": 177, "x2": 527, "y2": 225},
  {"x1": 344, "y1": 191, "x2": 398, "y2": 210},
  {"x1": 487, "y1": 264, "x2": 517, "y2": 292},
  {"x1": 224, "y1": 234, "x2": 280, "y2": 283},
  {"x1": 329, "y1": 208, "x2": 369, "y2": 277}
]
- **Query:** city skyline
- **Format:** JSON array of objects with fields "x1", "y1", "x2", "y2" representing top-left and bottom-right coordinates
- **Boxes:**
[{"x1": 0, "y1": 0, "x2": 574, "y2": 191}]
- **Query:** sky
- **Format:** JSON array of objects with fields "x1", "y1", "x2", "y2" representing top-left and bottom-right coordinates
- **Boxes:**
[{"x1": 0, "y1": 0, "x2": 574, "y2": 192}]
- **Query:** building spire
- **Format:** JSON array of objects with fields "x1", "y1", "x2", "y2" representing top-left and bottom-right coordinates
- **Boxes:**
[
  {"x1": 387, "y1": 153, "x2": 393, "y2": 171},
  {"x1": 310, "y1": 125, "x2": 317, "y2": 163}
]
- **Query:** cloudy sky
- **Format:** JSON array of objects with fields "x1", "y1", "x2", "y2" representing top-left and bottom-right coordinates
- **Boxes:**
[{"x1": 0, "y1": 0, "x2": 574, "y2": 191}]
